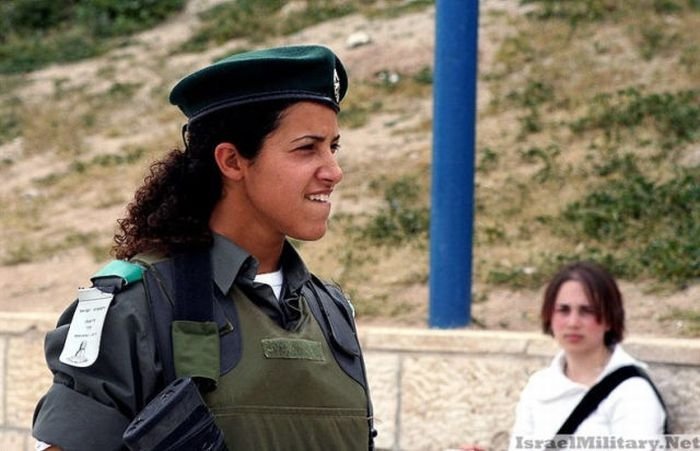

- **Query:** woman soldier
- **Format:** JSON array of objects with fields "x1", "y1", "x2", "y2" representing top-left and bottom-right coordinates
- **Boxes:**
[{"x1": 32, "y1": 45, "x2": 375, "y2": 451}]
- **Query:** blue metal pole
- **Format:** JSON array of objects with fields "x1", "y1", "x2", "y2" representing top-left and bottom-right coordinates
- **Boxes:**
[{"x1": 429, "y1": 0, "x2": 479, "y2": 328}]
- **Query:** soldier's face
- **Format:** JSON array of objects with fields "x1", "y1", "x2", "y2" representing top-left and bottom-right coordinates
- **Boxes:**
[{"x1": 236, "y1": 101, "x2": 343, "y2": 242}]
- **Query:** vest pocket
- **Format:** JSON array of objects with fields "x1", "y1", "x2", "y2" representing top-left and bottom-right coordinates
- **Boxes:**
[{"x1": 211, "y1": 405, "x2": 368, "y2": 451}]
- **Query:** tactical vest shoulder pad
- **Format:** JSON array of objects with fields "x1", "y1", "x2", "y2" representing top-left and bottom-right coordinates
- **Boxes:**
[
  {"x1": 91, "y1": 260, "x2": 145, "y2": 292},
  {"x1": 323, "y1": 282, "x2": 356, "y2": 320},
  {"x1": 305, "y1": 277, "x2": 360, "y2": 358}
]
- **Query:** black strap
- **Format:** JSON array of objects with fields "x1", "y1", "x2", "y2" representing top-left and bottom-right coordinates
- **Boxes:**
[
  {"x1": 142, "y1": 257, "x2": 242, "y2": 388},
  {"x1": 172, "y1": 251, "x2": 213, "y2": 322},
  {"x1": 141, "y1": 261, "x2": 178, "y2": 385},
  {"x1": 556, "y1": 365, "x2": 669, "y2": 435}
]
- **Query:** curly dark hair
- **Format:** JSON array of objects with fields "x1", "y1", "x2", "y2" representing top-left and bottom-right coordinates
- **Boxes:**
[
  {"x1": 113, "y1": 100, "x2": 295, "y2": 259},
  {"x1": 541, "y1": 261, "x2": 625, "y2": 346}
]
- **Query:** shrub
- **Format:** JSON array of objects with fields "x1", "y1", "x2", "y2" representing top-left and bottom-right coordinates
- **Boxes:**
[
  {"x1": 0, "y1": 0, "x2": 186, "y2": 74},
  {"x1": 571, "y1": 87, "x2": 700, "y2": 146},
  {"x1": 360, "y1": 175, "x2": 430, "y2": 246},
  {"x1": 558, "y1": 166, "x2": 700, "y2": 284},
  {"x1": 520, "y1": 0, "x2": 625, "y2": 25},
  {"x1": 179, "y1": 0, "x2": 355, "y2": 52},
  {"x1": 0, "y1": 95, "x2": 23, "y2": 145},
  {"x1": 74, "y1": 0, "x2": 186, "y2": 37}
]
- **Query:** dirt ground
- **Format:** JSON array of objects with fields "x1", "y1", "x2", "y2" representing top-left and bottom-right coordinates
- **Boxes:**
[{"x1": 0, "y1": 0, "x2": 697, "y2": 340}]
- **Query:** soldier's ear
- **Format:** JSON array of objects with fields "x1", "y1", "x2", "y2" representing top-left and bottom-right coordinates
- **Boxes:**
[{"x1": 214, "y1": 142, "x2": 247, "y2": 181}]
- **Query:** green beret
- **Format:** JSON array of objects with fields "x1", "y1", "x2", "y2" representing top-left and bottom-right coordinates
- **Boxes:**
[{"x1": 169, "y1": 45, "x2": 348, "y2": 122}]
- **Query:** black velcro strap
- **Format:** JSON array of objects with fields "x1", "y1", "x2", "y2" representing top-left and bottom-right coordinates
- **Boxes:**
[{"x1": 172, "y1": 251, "x2": 213, "y2": 322}]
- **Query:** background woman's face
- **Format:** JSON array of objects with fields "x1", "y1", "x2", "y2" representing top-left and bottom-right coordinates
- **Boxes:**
[
  {"x1": 237, "y1": 101, "x2": 343, "y2": 242},
  {"x1": 550, "y1": 280, "x2": 609, "y2": 355}
]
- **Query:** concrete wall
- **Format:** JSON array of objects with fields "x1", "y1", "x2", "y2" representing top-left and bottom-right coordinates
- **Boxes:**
[
  {"x1": 2, "y1": 314, "x2": 699, "y2": 451},
  {"x1": 362, "y1": 328, "x2": 700, "y2": 450},
  {"x1": 0, "y1": 313, "x2": 58, "y2": 451}
]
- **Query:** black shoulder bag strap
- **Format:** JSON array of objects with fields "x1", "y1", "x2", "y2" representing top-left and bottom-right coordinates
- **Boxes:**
[{"x1": 556, "y1": 365, "x2": 669, "y2": 435}]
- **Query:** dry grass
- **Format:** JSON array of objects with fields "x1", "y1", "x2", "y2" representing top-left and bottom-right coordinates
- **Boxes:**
[{"x1": 0, "y1": 0, "x2": 698, "y2": 335}]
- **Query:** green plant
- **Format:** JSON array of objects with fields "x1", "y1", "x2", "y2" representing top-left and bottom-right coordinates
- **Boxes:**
[
  {"x1": 0, "y1": 95, "x2": 23, "y2": 145},
  {"x1": 363, "y1": 0, "x2": 435, "y2": 18},
  {"x1": 1, "y1": 230, "x2": 100, "y2": 266},
  {"x1": 179, "y1": 1, "x2": 281, "y2": 51},
  {"x1": 506, "y1": 80, "x2": 555, "y2": 137},
  {"x1": 679, "y1": 44, "x2": 700, "y2": 74},
  {"x1": 360, "y1": 175, "x2": 429, "y2": 246},
  {"x1": 412, "y1": 66, "x2": 433, "y2": 85},
  {"x1": 2, "y1": 242, "x2": 33, "y2": 265},
  {"x1": 652, "y1": 0, "x2": 683, "y2": 13},
  {"x1": 178, "y1": 0, "x2": 355, "y2": 52},
  {"x1": 480, "y1": 225, "x2": 507, "y2": 245},
  {"x1": 494, "y1": 33, "x2": 536, "y2": 73},
  {"x1": 0, "y1": 0, "x2": 186, "y2": 74},
  {"x1": 518, "y1": 110, "x2": 543, "y2": 136},
  {"x1": 338, "y1": 101, "x2": 382, "y2": 129},
  {"x1": 486, "y1": 264, "x2": 542, "y2": 288},
  {"x1": 477, "y1": 147, "x2": 499, "y2": 173},
  {"x1": 507, "y1": 80, "x2": 555, "y2": 108},
  {"x1": 74, "y1": 0, "x2": 186, "y2": 38},
  {"x1": 0, "y1": 0, "x2": 70, "y2": 35},
  {"x1": 591, "y1": 152, "x2": 638, "y2": 177},
  {"x1": 34, "y1": 147, "x2": 146, "y2": 188},
  {"x1": 519, "y1": 144, "x2": 561, "y2": 183},
  {"x1": 558, "y1": 167, "x2": 700, "y2": 284},
  {"x1": 337, "y1": 69, "x2": 432, "y2": 129},
  {"x1": 639, "y1": 25, "x2": 678, "y2": 60},
  {"x1": 91, "y1": 147, "x2": 146, "y2": 167},
  {"x1": 105, "y1": 82, "x2": 142, "y2": 102},
  {"x1": 571, "y1": 87, "x2": 700, "y2": 146},
  {"x1": 278, "y1": 0, "x2": 356, "y2": 35},
  {"x1": 520, "y1": 0, "x2": 624, "y2": 25},
  {"x1": 540, "y1": 248, "x2": 630, "y2": 280}
]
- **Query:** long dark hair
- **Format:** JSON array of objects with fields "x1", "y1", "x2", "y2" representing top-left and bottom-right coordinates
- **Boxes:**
[
  {"x1": 113, "y1": 100, "x2": 295, "y2": 259},
  {"x1": 541, "y1": 261, "x2": 625, "y2": 346}
]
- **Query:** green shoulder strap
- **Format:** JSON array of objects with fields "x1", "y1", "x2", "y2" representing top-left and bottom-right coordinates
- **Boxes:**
[{"x1": 92, "y1": 260, "x2": 145, "y2": 286}]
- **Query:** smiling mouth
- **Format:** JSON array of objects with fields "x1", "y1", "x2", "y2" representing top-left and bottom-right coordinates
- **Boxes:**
[{"x1": 306, "y1": 194, "x2": 330, "y2": 203}]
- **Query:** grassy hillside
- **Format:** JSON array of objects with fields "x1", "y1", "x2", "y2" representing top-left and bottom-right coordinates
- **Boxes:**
[
  {"x1": 0, "y1": 0, "x2": 698, "y2": 335},
  {"x1": 475, "y1": 0, "x2": 700, "y2": 285}
]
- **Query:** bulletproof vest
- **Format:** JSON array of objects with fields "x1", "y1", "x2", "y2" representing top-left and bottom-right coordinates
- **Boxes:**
[
  {"x1": 92, "y1": 252, "x2": 375, "y2": 449},
  {"x1": 203, "y1": 285, "x2": 369, "y2": 450}
]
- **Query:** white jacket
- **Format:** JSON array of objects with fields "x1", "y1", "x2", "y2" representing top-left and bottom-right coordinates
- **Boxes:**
[{"x1": 508, "y1": 345, "x2": 666, "y2": 450}]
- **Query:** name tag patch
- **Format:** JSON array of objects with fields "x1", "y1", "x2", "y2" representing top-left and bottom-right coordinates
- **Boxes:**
[
  {"x1": 262, "y1": 338, "x2": 324, "y2": 361},
  {"x1": 59, "y1": 287, "x2": 114, "y2": 367}
]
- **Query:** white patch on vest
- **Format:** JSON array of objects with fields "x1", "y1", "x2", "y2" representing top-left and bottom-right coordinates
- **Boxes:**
[{"x1": 59, "y1": 287, "x2": 114, "y2": 368}]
